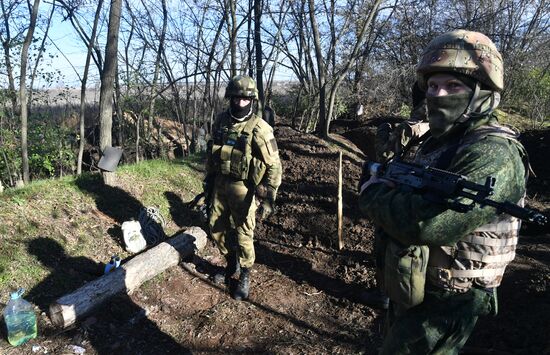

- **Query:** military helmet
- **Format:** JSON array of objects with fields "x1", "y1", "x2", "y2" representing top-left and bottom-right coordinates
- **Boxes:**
[
  {"x1": 417, "y1": 30, "x2": 504, "y2": 92},
  {"x1": 224, "y1": 75, "x2": 259, "y2": 99}
]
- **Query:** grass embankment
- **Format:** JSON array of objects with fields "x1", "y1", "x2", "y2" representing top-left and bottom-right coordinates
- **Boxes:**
[
  {"x1": 496, "y1": 109, "x2": 550, "y2": 132},
  {"x1": 0, "y1": 156, "x2": 204, "y2": 307}
]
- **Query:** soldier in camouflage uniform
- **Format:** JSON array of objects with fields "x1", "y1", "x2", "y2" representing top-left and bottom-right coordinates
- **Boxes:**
[
  {"x1": 359, "y1": 30, "x2": 528, "y2": 354},
  {"x1": 204, "y1": 75, "x2": 282, "y2": 301}
]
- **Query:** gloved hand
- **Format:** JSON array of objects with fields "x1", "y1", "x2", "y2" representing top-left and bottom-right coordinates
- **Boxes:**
[
  {"x1": 258, "y1": 186, "x2": 276, "y2": 220},
  {"x1": 203, "y1": 174, "x2": 215, "y2": 196},
  {"x1": 202, "y1": 175, "x2": 215, "y2": 220}
]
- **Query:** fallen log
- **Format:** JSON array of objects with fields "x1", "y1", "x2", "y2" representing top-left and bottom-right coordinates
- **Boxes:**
[{"x1": 49, "y1": 226, "x2": 207, "y2": 328}]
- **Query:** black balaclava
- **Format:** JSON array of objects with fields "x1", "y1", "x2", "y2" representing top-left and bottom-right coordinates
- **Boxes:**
[{"x1": 229, "y1": 98, "x2": 253, "y2": 121}]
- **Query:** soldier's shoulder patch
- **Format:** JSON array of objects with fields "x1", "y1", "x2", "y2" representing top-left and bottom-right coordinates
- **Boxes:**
[{"x1": 269, "y1": 138, "x2": 278, "y2": 153}]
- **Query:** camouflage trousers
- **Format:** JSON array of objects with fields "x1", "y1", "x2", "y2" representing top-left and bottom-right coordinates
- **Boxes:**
[
  {"x1": 209, "y1": 176, "x2": 257, "y2": 268},
  {"x1": 380, "y1": 287, "x2": 494, "y2": 355}
]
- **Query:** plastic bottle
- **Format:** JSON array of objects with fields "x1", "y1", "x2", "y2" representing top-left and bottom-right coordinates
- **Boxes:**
[
  {"x1": 3, "y1": 288, "x2": 37, "y2": 346},
  {"x1": 104, "y1": 255, "x2": 121, "y2": 274}
]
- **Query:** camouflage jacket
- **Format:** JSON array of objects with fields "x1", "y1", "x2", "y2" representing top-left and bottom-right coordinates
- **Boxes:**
[
  {"x1": 207, "y1": 111, "x2": 282, "y2": 193},
  {"x1": 360, "y1": 115, "x2": 526, "y2": 248}
]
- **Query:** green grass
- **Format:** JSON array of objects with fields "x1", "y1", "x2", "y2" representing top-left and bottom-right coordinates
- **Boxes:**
[
  {"x1": 0, "y1": 155, "x2": 204, "y2": 304},
  {"x1": 496, "y1": 109, "x2": 550, "y2": 132}
]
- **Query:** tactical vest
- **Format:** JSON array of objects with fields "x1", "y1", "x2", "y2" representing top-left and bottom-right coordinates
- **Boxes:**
[
  {"x1": 210, "y1": 113, "x2": 262, "y2": 182},
  {"x1": 415, "y1": 123, "x2": 528, "y2": 292}
]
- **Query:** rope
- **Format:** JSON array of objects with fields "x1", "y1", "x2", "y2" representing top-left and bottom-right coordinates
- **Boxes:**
[{"x1": 138, "y1": 206, "x2": 166, "y2": 246}]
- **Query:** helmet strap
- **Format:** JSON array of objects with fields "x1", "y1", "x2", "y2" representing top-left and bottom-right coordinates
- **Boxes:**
[
  {"x1": 458, "y1": 83, "x2": 501, "y2": 124},
  {"x1": 456, "y1": 83, "x2": 480, "y2": 123}
]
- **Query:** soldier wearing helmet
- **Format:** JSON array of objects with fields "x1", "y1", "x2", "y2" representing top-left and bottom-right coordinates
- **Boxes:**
[
  {"x1": 359, "y1": 30, "x2": 528, "y2": 353},
  {"x1": 204, "y1": 75, "x2": 282, "y2": 300}
]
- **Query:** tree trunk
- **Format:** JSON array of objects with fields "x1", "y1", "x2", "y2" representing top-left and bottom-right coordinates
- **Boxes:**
[
  {"x1": 28, "y1": 2, "x2": 54, "y2": 116},
  {"x1": 146, "y1": 0, "x2": 167, "y2": 158},
  {"x1": 203, "y1": 11, "x2": 226, "y2": 134},
  {"x1": 99, "y1": 0, "x2": 123, "y2": 185},
  {"x1": 19, "y1": 0, "x2": 41, "y2": 184},
  {"x1": 254, "y1": 0, "x2": 265, "y2": 108},
  {"x1": 0, "y1": 0, "x2": 18, "y2": 117},
  {"x1": 49, "y1": 227, "x2": 208, "y2": 329},
  {"x1": 136, "y1": 112, "x2": 141, "y2": 163},
  {"x1": 229, "y1": 0, "x2": 237, "y2": 77},
  {"x1": 78, "y1": 0, "x2": 103, "y2": 175},
  {"x1": 324, "y1": 0, "x2": 383, "y2": 131},
  {"x1": 307, "y1": 0, "x2": 328, "y2": 138}
]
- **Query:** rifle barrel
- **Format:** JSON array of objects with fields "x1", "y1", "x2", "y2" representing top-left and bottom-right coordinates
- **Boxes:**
[{"x1": 481, "y1": 199, "x2": 547, "y2": 226}]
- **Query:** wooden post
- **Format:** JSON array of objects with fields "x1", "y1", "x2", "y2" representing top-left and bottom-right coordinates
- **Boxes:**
[
  {"x1": 337, "y1": 151, "x2": 344, "y2": 250},
  {"x1": 48, "y1": 226, "x2": 207, "y2": 328}
]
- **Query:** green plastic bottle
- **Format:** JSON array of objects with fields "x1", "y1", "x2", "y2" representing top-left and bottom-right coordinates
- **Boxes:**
[{"x1": 3, "y1": 288, "x2": 37, "y2": 346}]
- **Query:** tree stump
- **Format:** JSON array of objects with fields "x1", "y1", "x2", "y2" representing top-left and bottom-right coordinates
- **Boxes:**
[
  {"x1": 102, "y1": 171, "x2": 117, "y2": 186},
  {"x1": 48, "y1": 226, "x2": 207, "y2": 328}
]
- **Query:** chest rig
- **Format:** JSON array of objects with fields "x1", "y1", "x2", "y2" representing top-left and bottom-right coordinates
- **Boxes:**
[
  {"x1": 211, "y1": 113, "x2": 260, "y2": 181},
  {"x1": 415, "y1": 123, "x2": 527, "y2": 292}
]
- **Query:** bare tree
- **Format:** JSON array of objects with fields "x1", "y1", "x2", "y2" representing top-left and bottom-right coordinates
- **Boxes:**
[
  {"x1": 253, "y1": 0, "x2": 264, "y2": 108},
  {"x1": 228, "y1": 0, "x2": 237, "y2": 77},
  {"x1": 308, "y1": 0, "x2": 386, "y2": 137},
  {"x1": 262, "y1": 0, "x2": 290, "y2": 107},
  {"x1": 202, "y1": 3, "x2": 228, "y2": 131},
  {"x1": 0, "y1": 0, "x2": 23, "y2": 118},
  {"x1": 98, "y1": 0, "x2": 122, "y2": 185},
  {"x1": 77, "y1": 0, "x2": 103, "y2": 174},
  {"x1": 19, "y1": 0, "x2": 41, "y2": 184},
  {"x1": 307, "y1": 0, "x2": 327, "y2": 136},
  {"x1": 28, "y1": 1, "x2": 55, "y2": 114}
]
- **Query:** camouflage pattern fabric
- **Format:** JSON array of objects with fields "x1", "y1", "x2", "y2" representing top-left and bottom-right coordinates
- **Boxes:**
[
  {"x1": 209, "y1": 177, "x2": 257, "y2": 268},
  {"x1": 360, "y1": 115, "x2": 525, "y2": 247},
  {"x1": 224, "y1": 75, "x2": 259, "y2": 99},
  {"x1": 207, "y1": 111, "x2": 282, "y2": 268},
  {"x1": 375, "y1": 81, "x2": 428, "y2": 162},
  {"x1": 375, "y1": 119, "x2": 429, "y2": 162},
  {"x1": 380, "y1": 287, "x2": 493, "y2": 355},
  {"x1": 360, "y1": 114, "x2": 526, "y2": 354},
  {"x1": 416, "y1": 30, "x2": 504, "y2": 92}
]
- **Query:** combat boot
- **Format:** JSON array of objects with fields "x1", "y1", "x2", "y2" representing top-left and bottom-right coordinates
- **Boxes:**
[
  {"x1": 213, "y1": 252, "x2": 240, "y2": 285},
  {"x1": 232, "y1": 267, "x2": 250, "y2": 301}
]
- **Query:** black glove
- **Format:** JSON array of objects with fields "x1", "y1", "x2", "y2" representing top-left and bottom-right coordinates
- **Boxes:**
[
  {"x1": 202, "y1": 175, "x2": 215, "y2": 219},
  {"x1": 203, "y1": 175, "x2": 215, "y2": 197},
  {"x1": 258, "y1": 186, "x2": 276, "y2": 220}
]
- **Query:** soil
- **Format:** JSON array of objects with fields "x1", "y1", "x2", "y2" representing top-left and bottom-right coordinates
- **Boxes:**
[{"x1": 2, "y1": 119, "x2": 549, "y2": 355}]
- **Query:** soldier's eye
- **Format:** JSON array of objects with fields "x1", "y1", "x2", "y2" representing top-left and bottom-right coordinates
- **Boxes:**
[{"x1": 448, "y1": 81, "x2": 467, "y2": 90}]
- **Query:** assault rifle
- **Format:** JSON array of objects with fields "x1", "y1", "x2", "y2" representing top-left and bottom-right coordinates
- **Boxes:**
[{"x1": 364, "y1": 160, "x2": 547, "y2": 226}]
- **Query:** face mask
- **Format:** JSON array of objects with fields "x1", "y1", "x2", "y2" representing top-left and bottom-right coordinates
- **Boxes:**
[
  {"x1": 426, "y1": 92, "x2": 471, "y2": 138},
  {"x1": 426, "y1": 90, "x2": 493, "y2": 139},
  {"x1": 230, "y1": 100, "x2": 253, "y2": 121}
]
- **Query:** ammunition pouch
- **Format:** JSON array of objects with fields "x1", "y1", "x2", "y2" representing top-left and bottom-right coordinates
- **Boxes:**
[
  {"x1": 211, "y1": 114, "x2": 262, "y2": 183},
  {"x1": 383, "y1": 238, "x2": 429, "y2": 309},
  {"x1": 216, "y1": 131, "x2": 251, "y2": 180}
]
